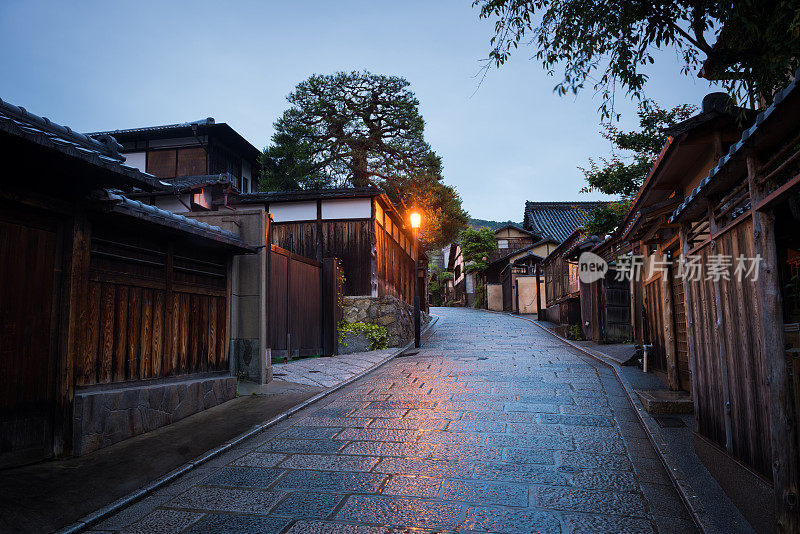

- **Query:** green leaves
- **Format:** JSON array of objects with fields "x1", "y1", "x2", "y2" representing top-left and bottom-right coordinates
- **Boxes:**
[
  {"x1": 474, "y1": 0, "x2": 800, "y2": 118},
  {"x1": 579, "y1": 102, "x2": 695, "y2": 235},
  {"x1": 260, "y1": 71, "x2": 468, "y2": 248},
  {"x1": 460, "y1": 227, "x2": 498, "y2": 273}
]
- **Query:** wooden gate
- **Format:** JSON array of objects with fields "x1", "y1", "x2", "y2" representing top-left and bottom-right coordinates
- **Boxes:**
[
  {"x1": 603, "y1": 270, "x2": 632, "y2": 343},
  {"x1": 0, "y1": 209, "x2": 61, "y2": 468}
]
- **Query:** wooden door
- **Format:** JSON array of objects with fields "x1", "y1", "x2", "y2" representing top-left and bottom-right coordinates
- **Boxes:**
[
  {"x1": 644, "y1": 278, "x2": 668, "y2": 374},
  {"x1": 0, "y1": 210, "x2": 61, "y2": 468}
]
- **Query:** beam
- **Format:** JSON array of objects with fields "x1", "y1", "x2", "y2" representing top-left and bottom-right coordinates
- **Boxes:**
[{"x1": 660, "y1": 248, "x2": 679, "y2": 391}]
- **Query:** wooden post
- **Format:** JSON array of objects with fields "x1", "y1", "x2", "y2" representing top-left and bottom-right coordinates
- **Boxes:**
[
  {"x1": 680, "y1": 224, "x2": 702, "y2": 432},
  {"x1": 260, "y1": 209, "x2": 270, "y2": 382},
  {"x1": 707, "y1": 201, "x2": 734, "y2": 452},
  {"x1": 633, "y1": 242, "x2": 645, "y2": 346},
  {"x1": 660, "y1": 248, "x2": 680, "y2": 390},
  {"x1": 747, "y1": 153, "x2": 800, "y2": 531},
  {"x1": 55, "y1": 214, "x2": 90, "y2": 457}
]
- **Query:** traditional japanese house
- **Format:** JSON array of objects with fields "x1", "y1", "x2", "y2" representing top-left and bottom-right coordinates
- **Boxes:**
[
  {"x1": 234, "y1": 188, "x2": 421, "y2": 305},
  {"x1": 668, "y1": 74, "x2": 800, "y2": 529},
  {"x1": 484, "y1": 228, "x2": 558, "y2": 314},
  {"x1": 610, "y1": 93, "x2": 754, "y2": 390},
  {"x1": 541, "y1": 229, "x2": 585, "y2": 325},
  {"x1": 0, "y1": 98, "x2": 254, "y2": 465},
  {"x1": 523, "y1": 201, "x2": 606, "y2": 242},
  {"x1": 89, "y1": 117, "x2": 261, "y2": 193}
]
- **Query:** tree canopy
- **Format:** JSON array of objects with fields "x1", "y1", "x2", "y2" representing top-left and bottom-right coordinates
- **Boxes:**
[
  {"x1": 580, "y1": 102, "x2": 695, "y2": 236},
  {"x1": 460, "y1": 227, "x2": 498, "y2": 273},
  {"x1": 259, "y1": 71, "x2": 468, "y2": 248},
  {"x1": 473, "y1": 0, "x2": 800, "y2": 118}
]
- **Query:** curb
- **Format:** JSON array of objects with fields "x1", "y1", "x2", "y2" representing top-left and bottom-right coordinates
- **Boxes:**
[
  {"x1": 55, "y1": 315, "x2": 439, "y2": 534},
  {"x1": 486, "y1": 310, "x2": 715, "y2": 534}
]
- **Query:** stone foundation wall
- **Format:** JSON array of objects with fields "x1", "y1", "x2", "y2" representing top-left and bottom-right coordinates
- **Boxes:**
[
  {"x1": 72, "y1": 375, "x2": 237, "y2": 456},
  {"x1": 343, "y1": 295, "x2": 427, "y2": 348}
]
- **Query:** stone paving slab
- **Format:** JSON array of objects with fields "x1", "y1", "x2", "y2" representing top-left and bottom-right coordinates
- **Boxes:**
[
  {"x1": 86, "y1": 308, "x2": 698, "y2": 533},
  {"x1": 272, "y1": 350, "x2": 396, "y2": 388}
]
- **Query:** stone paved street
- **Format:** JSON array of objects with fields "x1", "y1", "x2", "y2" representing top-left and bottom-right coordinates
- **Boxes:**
[{"x1": 91, "y1": 308, "x2": 697, "y2": 533}]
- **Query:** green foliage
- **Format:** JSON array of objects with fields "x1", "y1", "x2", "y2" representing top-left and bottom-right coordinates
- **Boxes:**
[
  {"x1": 469, "y1": 218, "x2": 522, "y2": 230},
  {"x1": 260, "y1": 71, "x2": 468, "y2": 248},
  {"x1": 473, "y1": 0, "x2": 800, "y2": 118},
  {"x1": 428, "y1": 264, "x2": 454, "y2": 306},
  {"x1": 579, "y1": 103, "x2": 695, "y2": 234},
  {"x1": 338, "y1": 322, "x2": 389, "y2": 350},
  {"x1": 473, "y1": 282, "x2": 487, "y2": 309},
  {"x1": 460, "y1": 227, "x2": 498, "y2": 273},
  {"x1": 583, "y1": 200, "x2": 633, "y2": 237},
  {"x1": 566, "y1": 324, "x2": 584, "y2": 341}
]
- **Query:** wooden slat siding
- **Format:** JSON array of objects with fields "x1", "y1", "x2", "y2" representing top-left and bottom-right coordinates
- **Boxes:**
[
  {"x1": 179, "y1": 292, "x2": 189, "y2": 373},
  {"x1": 270, "y1": 222, "x2": 319, "y2": 261},
  {"x1": 670, "y1": 258, "x2": 692, "y2": 392},
  {"x1": 216, "y1": 296, "x2": 227, "y2": 367},
  {"x1": 189, "y1": 294, "x2": 199, "y2": 372},
  {"x1": 169, "y1": 291, "x2": 180, "y2": 375},
  {"x1": 98, "y1": 284, "x2": 115, "y2": 383},
  {"x1": 717, "y1": 218, "x2": 772, "y2": 477},
  {"x1": 208, "y1": 295, "x2": 217, "y2": 368},
  {"x1": 644, "y1": 278, "x2": 667, "y2": 374},
  {"x1": 374, "y1": 221, "x2": 415, "y2": 304},
  {"x1": 81, "y1": 281, "x2": 102, "y2": 385},
  {"x1": 323, "y1": 220, "x2": 373, "y2": 297},
  {"x1": 127, "y1": 286, "x2": 141, "y2": 380},
  {"x1": 140, "y1": 289, "x2": 153, "y2": 379},
  {"x1": 151, "y1": 290, "x2": 164, "y2": 378},
  {"x1": 113, "y1": 286, "x2": 128, "y2": 382}
]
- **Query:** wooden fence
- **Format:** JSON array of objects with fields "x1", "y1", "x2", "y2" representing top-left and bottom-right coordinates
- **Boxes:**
[{"x1": 77, "y1": 229, "x2": 230, "y2": 386}]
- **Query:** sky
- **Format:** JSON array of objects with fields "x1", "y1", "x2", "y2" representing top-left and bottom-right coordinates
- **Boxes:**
[{"x1": 0, "y1": 0, "x2": 721, "y2": 221}]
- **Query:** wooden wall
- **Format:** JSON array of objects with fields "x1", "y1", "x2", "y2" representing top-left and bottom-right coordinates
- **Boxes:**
[
  {"x1": 644, "y1": 277, "x2": 668, "y2": 374},
  {"x1": 271, "y1": 220, "x2": 373, "y2": 296},
  {"x1": 686, "y1": 216, "x2": 772, "y2": 478},
  {"x1": 375, "y1": 220, "x2": 415, "y2": 304},
  {"x1": 76, "y1": 223, "x2": 229, "y2": 386}
]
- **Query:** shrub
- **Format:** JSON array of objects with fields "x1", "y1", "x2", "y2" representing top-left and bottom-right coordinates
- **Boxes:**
[{"x1": 338, "y1": 322, "x2": 389, "y2": 350}]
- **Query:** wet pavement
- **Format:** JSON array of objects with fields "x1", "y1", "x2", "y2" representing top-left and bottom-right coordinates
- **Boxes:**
[{"x1": 88, "y1": 308, "x2": 697, "y2": 533}]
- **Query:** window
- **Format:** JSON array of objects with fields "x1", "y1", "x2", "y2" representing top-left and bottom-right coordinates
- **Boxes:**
[{"x1": 498, "y1": 239, "x2": 509, "y2": 249}]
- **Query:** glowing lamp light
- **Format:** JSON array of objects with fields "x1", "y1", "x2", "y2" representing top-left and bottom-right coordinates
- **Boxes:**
[{"x1": 410, "y1": 212, "x2": 421, "y2": 229}]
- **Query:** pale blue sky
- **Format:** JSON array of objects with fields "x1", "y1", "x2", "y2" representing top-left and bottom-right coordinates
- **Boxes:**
[{"x1": 0, "y1": 0, "x2": 720, "y2": 221}]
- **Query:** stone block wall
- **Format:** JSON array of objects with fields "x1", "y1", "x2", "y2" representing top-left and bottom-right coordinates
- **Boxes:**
[
  {"x1": 72, "y1": 375, "x2": 237, "y2": 456},
  {"x1": 342, "y1": 295, "x2": 428, "y2": 348}
]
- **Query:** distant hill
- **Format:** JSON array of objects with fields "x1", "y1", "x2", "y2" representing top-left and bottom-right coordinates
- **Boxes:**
[{"x1": 468, "y1": 218, "x2": 523, "y2": 231}]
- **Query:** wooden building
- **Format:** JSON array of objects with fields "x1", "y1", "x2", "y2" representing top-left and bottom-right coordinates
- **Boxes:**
[
  {"x1": 541, "y1": 230, "x2": 584, "y2": 325},
  {"x1": 89, "y1": 117, "x2": 261, "y2": 194},
  {"x1": 613, "y1": 93, "x2": 753, "y2": 391},
  {"x1": 0, "y1": 98, "x2": 254, "y2": 465},
  {"x1": 667, "y1": 74, "x2": 800, "y2": 529},
  {"x1": 235, "y1": 188, "x2": 421, "y2": 306}
]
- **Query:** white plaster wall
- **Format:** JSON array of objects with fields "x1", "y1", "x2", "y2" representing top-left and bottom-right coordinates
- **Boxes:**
[
  {"x1": 155, "y1": 195, "x2": 190, "y2": 213},
  {"x1": 123, "y1": 151, "x2": 147, "y2": 172},
  {"x1": 269, "y1": 201, "x2": 317, "y2": 222},
  {"x1": 322, "y1": 198, "x2": 371, "y2": 219}
]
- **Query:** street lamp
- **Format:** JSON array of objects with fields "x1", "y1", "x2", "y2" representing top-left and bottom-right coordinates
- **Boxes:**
[{"x1": 410, "y1": 211, "x2": 421, "y2": 348}]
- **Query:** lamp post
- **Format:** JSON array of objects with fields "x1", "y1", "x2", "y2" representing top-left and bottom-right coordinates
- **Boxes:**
[{"x1": 410, "y1": 211, "x2": 421, "y2": 348}]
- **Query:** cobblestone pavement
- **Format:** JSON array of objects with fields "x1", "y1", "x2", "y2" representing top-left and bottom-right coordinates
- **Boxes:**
[{"x1": 90, "y1": 308, "x2": 696, "y2": 534}]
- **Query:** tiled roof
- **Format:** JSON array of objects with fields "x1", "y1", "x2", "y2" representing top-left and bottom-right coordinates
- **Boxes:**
[
  {"x1": 523, "y1": 201, "x2": 606, "y2": 243},
  {"x1": 97, "y1": 191, "x2": 254, "y2": 252},
  {"x1": 239, "y1": 187, "x2": 383, "y2": 203},
  {"x1": 87, "y1": 117, "x2": 216, "y2": 137},
  {"x1": 162, "y1": 173, "x2": 237, "y2": 191},
  {"x1": 670, "y1": 67, "x2": 800, "y2": 222},
  {"x1": 0, "y1": 97, "x2": 157, "y2": 191}
]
